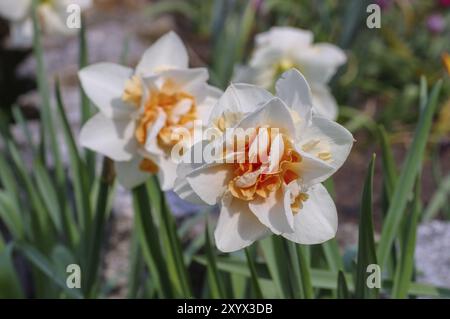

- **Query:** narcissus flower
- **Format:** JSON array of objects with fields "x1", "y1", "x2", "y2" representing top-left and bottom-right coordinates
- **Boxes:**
[
  {"x1": 0, "y1": 0, "x2": 92, "y2": 47},
  {"x1": 234, "y1": 27, "x2": 346, "y2": 120},
  {"x1": 176, "y1": 69, "x2": 354, "y2": 252},
  {"x1": 79, "y1": 32, "x2": 221, "y2": 190}
]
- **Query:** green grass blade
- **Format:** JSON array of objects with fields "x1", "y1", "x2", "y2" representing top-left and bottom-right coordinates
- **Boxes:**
[
  {"x1": 423, "y1": 174, "x2": 450, "y2": 221},
  {"x1": 0, "y1": 191, "x2": 24, "y2": 240},
  {"x1": 15, "y1": 243, "x2": 83, "y2": 298},
  {"x1": 204, "y1": 221, "x2": 225, "y2": 298},
  {"x1": 0, "y1": 244, "x2": 25, "y2": 298},
  {"x1": 392, "y1": 181, "x2": 421, "y2": 298},
  {"x1": 337, "y1": 270, "x2": 350, "y2": 299},
  {"x1": 55, "y1": 80, "x2": 90, "y2": 233},
  {"x1": 377, "y1": 125, "x2": 398, "y2": 196},
  {"x1": 78, "y1": 19, "x2": 96, "y2": 181},
  {"x1": 355, "y1": 154, "x2": 378, "y2": 299},
  {"x1": 83, "y1": 158, "x2": 114, "y2": 297},
  {"x1": 31, "y1": 1, "x2": 64, "y2": 187},
  {"x1": 377, "y1": 80, "x2": 442, "y2": 268},
  {"x1": 132, "y1": 183, "x2": 172, "y2": 298},
  {"x1": 147, "y1": 177, "x2": 192, "y2": 297},
  {"x1": 195, "y1": 256, "x2": 450, "y2": 298},
  {"x1": 12, "y1": 106, "x2": 37, "y2": 155},
  {"x1": 127, "y1": 215, "x2": 145, "y2": 299},
  {"x1": 260, "y1": 236, "x2": 292, "y2": 298},
  {"x1": 244, "y1": 248, "x2": 263, "y2": 298}
]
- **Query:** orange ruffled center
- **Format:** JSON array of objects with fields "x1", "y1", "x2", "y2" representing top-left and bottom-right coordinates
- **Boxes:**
[
  {"x1": 228, "y1": 128, "x2": 308, "y2": 212},
  {"x1": 122, "y1": 77, "x2": 197, "y2": 173}
]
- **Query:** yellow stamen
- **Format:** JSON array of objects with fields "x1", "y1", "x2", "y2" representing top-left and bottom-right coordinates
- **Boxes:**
[{"x1": 122, "y1": 76, "x2": 142, "y2": 107}]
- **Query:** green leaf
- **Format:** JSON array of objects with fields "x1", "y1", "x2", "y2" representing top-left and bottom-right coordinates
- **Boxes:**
[
  {"x1": 195, "y1": 256, "x2": 450, "y2": 298},
  {"x1": 355, "y1": 154, "x2": 378, "y2": 298},
  {"x1": 127, "y1": 215, "x2": 145, "y2": 299},
  {"x1": 78, "y1": 19, "x2": 96, "y2": 181},
  {"x1": 15, "y1": 243, "x2": 82, "y2": 299},
  {"x1": 55, "y1": 80, "x2": 89, "y2": 239},
  {"x1": 33, "y1": 160, "x2": 63, "y2": 233},
  {"x1": 0, "y1": 244, "x2": 24, "y2": 298},
  {"x1": 289, "y1": 243, "x2": 314, "y2": 299},
  {"x1": 423, "y1": 174, "x2": 450, "y2": 221},
  {"x1": 204, "y1": 221, "x2": 225, "y2": 298},
  {"x1": 377, "y1": 80, "x2": 442, "y2": 268},
  {"x1": 337, "y1": 270, "x2": 350, "y2": 299},
  {"x1": 147, "y1": 177, "x2": 192, "y2": 297},
  {"x1": 377, "y1": 125, "x2": 398, "y2": 196},
  {"x1": 0, "y1": 191, "x2": 24, "y2": 239},
  {"x1": 83, "y1": 158, "x2": 114, "y2": 297},
  {"x1": 12, "y1": 106, "x2": 37, "y2": 155},
  {"x1": 132, "y1": 183, "x2": 173, "y2": 298},
  {"x1": 392, "y1": 180, "x2": 421, "y2": 298},
  {"x1": 244, "y1": 248, "x2": 263, "y2": 298},
  {"x1": 260, "y1": 236, "x2": 292, "y2": 298},
  {"x1": 31, "y1": 1, "x2": 64, "y2": 187}
]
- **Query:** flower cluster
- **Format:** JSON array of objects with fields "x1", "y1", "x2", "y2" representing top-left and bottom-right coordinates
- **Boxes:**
[
  {"x1": 0, "y1": 0, "x2": 92, "y2": 47},
  {"x1": 79, "y1": 32, "x2": 220, "y2": 190},
  {"x1": 79, "y1": 30, "x2": 353, "y2": 252},
  {"x1": 234, "y1": 27, "x2": 346, "y2": 120}
]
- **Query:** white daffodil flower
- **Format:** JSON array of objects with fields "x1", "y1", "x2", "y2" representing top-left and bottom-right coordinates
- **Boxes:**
[
  {"x1": 0, "y1": 0, "x2": 92, "y2": 47},
  {"x1": 234, "y1": 26, "x2": 346, "y2": 120},
  {"x1": 175, "y1": 69, "x2": 354, "y2": 252},
  {"x1": 79, "y1": 31, "x2": 221, "y2": 190}
]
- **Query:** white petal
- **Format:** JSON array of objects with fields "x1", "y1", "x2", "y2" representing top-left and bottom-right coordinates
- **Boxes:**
[
  {"x1": 136, "y1": 31, "x2": 188, "y2": 75},
  {"x1": 158, "y1": 68, "x2": 208, "y2": 91},
  {"x1": 195, "y1": 85, "x2": 222, "y2": 123},
  {"x1": 255, "y1": 27, "x2": 313, "y2": 51},
  {"x1": 173, "y1": 141, "x2": 213, "y2": 204},
  {"x1": 78, "y1": 63, "x2": 135, "y2": 118},
  {"x1": 173, "y1": 176, "x2": 205, "y2": 205},
  {"x1": 79, "y1": 113, "x2": 137, "y2": 161},
  {"x1": 236, "y1": 97, "x2": 296, "y2": 138},
  {"x1": 208, "y1": 83, "x2": 273, "y2": 127},
  {"x1": 294, "y1": 150, "x2": 335, "y2": 187},
  {"x1": 275, "y1": 69, "x2": 313, "y2": 129},
  {"x1": 295, "y1": 43, "x2": 346, "y2": 84},
  {"x1": 0, "y1": 0, "x2": 31, "y2": 21},
  {"x1": 144, "y1": 108, "x2": 167, "y2": 156},
  {"x1": 282, "y1": 183, "x2": 337, "y2": 244},
  {"x1": 186, "y1": 164, "x2": 234, "y2": 205},
  {"x1": 154, "y1": 154, "x2": 178, "y2": 191},
  {"x1": 115, "y1": 155, "x2": 151, "y2": 189},
  {"x1": 215, "y1": 193, "x2": 270, "y2": 252},
  {"x1": 249, "y1": 189, "x2": 294, "y2": 234},
  {"x1": 233, "y1": 65, "x2": 274, "y2": 89},
  {"x1": 311, "y1": 84, "x2": 338, "y2": 120},
  {"x1": 301, "y1": 116, "x2": 354, "y2": 177}
]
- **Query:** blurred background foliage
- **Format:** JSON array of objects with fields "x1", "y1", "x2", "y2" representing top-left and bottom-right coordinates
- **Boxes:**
[{"x1": 0, "y1": 0, "x2": 449, "y2": 299}]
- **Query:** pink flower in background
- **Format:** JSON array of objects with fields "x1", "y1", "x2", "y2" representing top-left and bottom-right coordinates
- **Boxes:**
[
  {"x1": 426, "y1": 14, "x2": 446, "y2": 34},
  {"x1": 439, "y1": 0, "x2": 450, "y2": 8},
  {"x1": 375, "y1": 0, "x2": 393, "y2": 10}
]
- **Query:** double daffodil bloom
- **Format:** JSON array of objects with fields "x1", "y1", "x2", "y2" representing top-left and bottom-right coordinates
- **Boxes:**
[
  {"x1": 0, "y1": 0, "x2": 92, "y2": 47},
  {"x1": 79, "y1": 31, "x2": 221, "y2": 190},
  {"x1": 234, "y1": 27, "x2": 346, "y2": 120},
  {"x1": 176, "y1": 69, "x2": 354, "y2": 252}
]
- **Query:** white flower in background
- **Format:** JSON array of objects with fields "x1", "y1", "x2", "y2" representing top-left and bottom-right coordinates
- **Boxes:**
[
  {"x1": 176, "y1": 69, "x2": 354, "y2": 252},
  {"x1": 234, "y1": 26, "x2": 346, "y2": 120},
  {"x1": 79, "y1": 31, "x2": 221, "y2": 190},
  {"x1": 0, "y1": 0, "x2": 92, "y2": 47}
]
